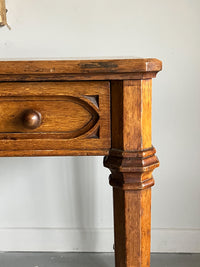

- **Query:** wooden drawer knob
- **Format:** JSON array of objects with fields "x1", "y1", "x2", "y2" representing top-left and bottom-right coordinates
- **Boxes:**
[{"x1": 22, "y1": 109, "x2": 42, "y2": 129}]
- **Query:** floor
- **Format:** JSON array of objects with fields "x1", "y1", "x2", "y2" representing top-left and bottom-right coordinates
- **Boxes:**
[{"x1": 0, "y1": 253, "x2": 199, "y2": 267}]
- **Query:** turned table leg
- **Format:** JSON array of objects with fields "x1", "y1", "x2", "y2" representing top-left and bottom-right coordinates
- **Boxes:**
[{"x1": 104, "y1": 80, "x2": 159, "y2": 267}]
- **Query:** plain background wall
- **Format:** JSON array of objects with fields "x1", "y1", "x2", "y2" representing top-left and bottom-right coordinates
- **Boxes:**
[{"x1": 0, "y1": 0, "x2": 200, "y2": 253}]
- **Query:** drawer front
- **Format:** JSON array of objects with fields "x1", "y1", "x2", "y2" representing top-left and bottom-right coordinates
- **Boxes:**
[
  {"x1": 0, "y1": 99, "x2": 98, "y2": 136},
  {"x1": 0, "y1": 81, "x2": 110, "y2": 156}
]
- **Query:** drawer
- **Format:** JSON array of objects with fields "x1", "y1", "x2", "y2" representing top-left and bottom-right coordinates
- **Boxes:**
[
  {"x1": 0, "y1": 99, "x2": 99, "y2": 136},
  {"x1": 0, "y1": 81, "x2": 111, "y2": 156}
]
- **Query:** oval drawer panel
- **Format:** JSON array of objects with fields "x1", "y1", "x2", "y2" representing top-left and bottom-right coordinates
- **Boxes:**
[
  {"x1": 0, "y1": 81, "x2": 110, "y2": 155},
  {"x1": 0, "y1": 97, "x2": 99, "y2": 138}
]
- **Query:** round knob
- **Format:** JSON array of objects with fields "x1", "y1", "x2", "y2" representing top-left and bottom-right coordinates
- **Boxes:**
[{"x1": 22, "y1": 109, "x2": 42, "y2": 129}]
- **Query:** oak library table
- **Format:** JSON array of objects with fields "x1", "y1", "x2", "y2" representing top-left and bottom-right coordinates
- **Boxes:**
[{"x1": 0, "y1": 58, "x2": 162, "y2": 267}]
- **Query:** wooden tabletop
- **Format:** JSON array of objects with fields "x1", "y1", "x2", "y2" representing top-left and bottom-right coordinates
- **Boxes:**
[{"x1": 0, "y1": 58, "x2": 162, "y2": 81}]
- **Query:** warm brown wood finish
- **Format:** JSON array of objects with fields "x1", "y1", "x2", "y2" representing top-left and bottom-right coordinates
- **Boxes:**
[
  {"x1": 104, "y1": 79, "x2": 160, "y2": 267},
  {"x1": 0, "y1": 58, "x2": 162, "y2": 81},
  {"x1": 0, "y1": 58, "x2": 162, "y2": 266},
  {"x1": 0, "y1": 81, "x2": 110, "y2": 156}
]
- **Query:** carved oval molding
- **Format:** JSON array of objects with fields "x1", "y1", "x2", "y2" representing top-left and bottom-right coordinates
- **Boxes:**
[{"x1": 0, "y1": 96, "x2": 99, "y2": 139}]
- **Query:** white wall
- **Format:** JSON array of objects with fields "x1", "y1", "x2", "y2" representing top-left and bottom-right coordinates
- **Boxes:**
[{"x1": 0, "y1": 0, "x2": 200, "y2": 252}]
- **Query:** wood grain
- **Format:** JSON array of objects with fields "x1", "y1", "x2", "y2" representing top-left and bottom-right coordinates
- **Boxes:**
[
  {"x1": 112, "y1": 188, "x2": 152, "y2": 267},
  {"x1": 0, "y1": 58, "x2": 162, "y2": 266},
  {"x1": 104, "y1": 79, "x2": 160, "y2": 267},
  {"x1": 0, "y1": 100, "x2": 98, "y2": 135},
  {"x1": 111, "y1": 79, "x2": 153, "y2": 151},
  {"x1": 0, "y1": 81, "x2": 110, "y2": 155},
  {"x1": 0, "y1": 149, "x2": 109, "y2": 157},
  {"x1": 0, "y1": 58, "x2": 162, "y2": 81}
]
